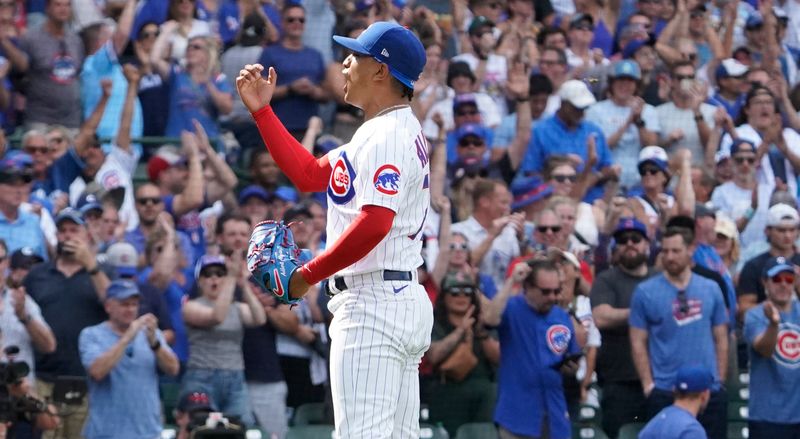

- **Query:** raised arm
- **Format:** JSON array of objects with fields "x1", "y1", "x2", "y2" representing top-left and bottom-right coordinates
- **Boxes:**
[
  {"x1": 150, "y1": 21, "x2": 177, "y2": 79},
  {"x1": 74, "y1": 79, "x2": 112, "y2": 155},
  {"x1": 483, "y1": 264, "x2": 530, "y2": 327},
  {"x1": 192, "y1": 120, "x2": 237, "y2": 203},
  {"x1": 117, "y1": 64, "x2": 141, "y2": 153},
  {"x1": 112, "y1": 0, "x2": 137, "y2": 54},
  {"x1": 170, "y1": 132, "x2": 205, "y2": 217},
  {"x1": 238, "y1": 65, "x2": 332, "y2": 192},
  {"x1": 183, "y1": 277, "x2": 236, "y2": 327}
]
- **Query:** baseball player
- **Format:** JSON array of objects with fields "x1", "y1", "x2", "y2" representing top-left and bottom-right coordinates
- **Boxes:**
[{"x1": 236, "y1": 22, "x2": 433, "y2": 439}]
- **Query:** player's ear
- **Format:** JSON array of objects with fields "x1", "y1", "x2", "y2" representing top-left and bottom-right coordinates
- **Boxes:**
[{"x1": 373, "y1": 63, "x2": 391, "y2": 82}]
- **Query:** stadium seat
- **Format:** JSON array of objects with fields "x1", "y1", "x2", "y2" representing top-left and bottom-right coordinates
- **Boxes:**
[
  {"x1": 576, "y1": 404, "x2": 602, "y2": 424},
  {"x1": 160, "y1": 382, "x2": 182, "y2": 425},
  {"x1": 292, "y1": 402, "x2": 329, "y2": 426},
  {"x1": 286, "y1": 425, "x2": 335, "y2": 439},
  {"x1": 454, "y1": 422, "x2": 499, "y2": 439},
  {"x1": 728, "y1": 401, "x2": 749, "y2": 421},
  {"x1": 617, "y1": 422, "x2": 645, "y2": 439},
  {"x1": 419, "y1": 423, "x2": 449, "y2": 439},
  {"x1": 728, "y1": 421, "x2": 749, "y2": 439},
  {"x1": 572, "y1": 424, "x2": 609, "y2": 439}
]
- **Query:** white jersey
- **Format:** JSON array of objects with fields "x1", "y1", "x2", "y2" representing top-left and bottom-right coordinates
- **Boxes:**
[{"x1": 325, "y1": 106, "x2": 430, "y2": 275}]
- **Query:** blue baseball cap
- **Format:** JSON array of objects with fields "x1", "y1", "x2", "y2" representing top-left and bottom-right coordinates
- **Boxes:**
[
  {"x1": 746, "y1": 13, "x2": 764, "y2": 29},
  {"x1": 238, "y1": 185, "x2": 271, "y2": 205},
  {"x1": 274, "y1": 186, "x2": 298, "y2": 203},
  {"x1": 511, "y1": 176, "x2": 553, "y2": 210},
  {"x1": 610, "y1": 60, "x2": 641, "y2": 80},
  {"x1": 613, "y1": 217, "x2": 647, "y2": 239},
  {"x1": 763, "y1": 256, "x2": 795, "y2": 278},
  {"x1": 333, "y1": 21, "x2": 426, "y2": 89},
  {"x1": 76, "y1": 193, "x2": 103, "y2": 215},
  {"x1": 55, "y1": 208, "x2": 85, "y2": 227},
  {"x1": 106, "y1": 279, "x2": 141, "y2": 301},
  {"x1": 730, "y1": 138, "x2": 756, "y2": 155},
  {"x1": 675, "y1": 365, "x2": 714, "y2": 393},
  {"x1": 455, "y1": 123, "x2": 490, "y2": 143},
  {"x1": 622, "y1": 38, "x2": 651, "y2": 59},
  {"x1": 194, "y1": 254, "x2": 227, "y2": 280}
]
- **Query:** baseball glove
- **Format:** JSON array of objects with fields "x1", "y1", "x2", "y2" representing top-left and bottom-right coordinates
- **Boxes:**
[{"x1": 247, "y1": 220, "x2": 310, "y2": 305}]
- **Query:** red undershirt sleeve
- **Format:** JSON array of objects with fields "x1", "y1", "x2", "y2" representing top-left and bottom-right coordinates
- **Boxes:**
[
  {"x1": 252, "y1": 105, "x2": 331, "y2": 192},
  {"x1": 299, "y1": 205, "x2": 396, "y2": 285}
]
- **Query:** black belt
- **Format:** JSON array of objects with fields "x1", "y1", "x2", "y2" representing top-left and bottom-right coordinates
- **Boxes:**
[{"x1": 328, "y1": 270, "x2": 413, "y2": 296}]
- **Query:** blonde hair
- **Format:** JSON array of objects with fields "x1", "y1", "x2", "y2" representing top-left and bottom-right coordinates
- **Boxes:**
[{"x1": 188, "y1": 35, "x2": 221, "y2": 75}]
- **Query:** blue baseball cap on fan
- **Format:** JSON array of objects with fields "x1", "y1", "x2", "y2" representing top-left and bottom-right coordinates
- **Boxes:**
[{"x1": 333, "y1": 21, "x2": 426, "y2": 89}]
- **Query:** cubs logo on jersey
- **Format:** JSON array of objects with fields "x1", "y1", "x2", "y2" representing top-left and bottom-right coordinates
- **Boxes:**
[
  {"x1": 775, "y1": 322, "x2": 800, "y2": 368},
  {"x1": 546, "y1": 324, "x2": 571, "y2": 354},
  {"x1": 373, "y1": 164, "x2": 401, "y2": 196},
  {"x1": 328, "y1": 152, "x2": 356, "y2": 204}
]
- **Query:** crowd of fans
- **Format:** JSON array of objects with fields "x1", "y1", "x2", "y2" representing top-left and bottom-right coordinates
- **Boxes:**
[{"x1": 0, "y1": 0, "x2": 797, "y2": 437}]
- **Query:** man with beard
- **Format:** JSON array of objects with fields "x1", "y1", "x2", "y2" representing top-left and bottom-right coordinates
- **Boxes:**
[
  {"x1": 630, "y1": 227, "x2": 729, "y2": 439},
  {"x1": 590, "y1": 217, "x2": 654, "y2": 438}
]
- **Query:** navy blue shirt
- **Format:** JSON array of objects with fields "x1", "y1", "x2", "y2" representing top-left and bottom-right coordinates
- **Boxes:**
[
  {"x1": 494, "y1": 296, "x2": 580, "y2": 439},
  {"x1": 257, "y1": 44, "x2": 325, "y2": 132}
]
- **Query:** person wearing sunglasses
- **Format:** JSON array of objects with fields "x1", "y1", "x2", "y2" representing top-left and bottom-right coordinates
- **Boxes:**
[
  {"x1": 422, "y1": 270, "x2": 498, "y2": 437},
  {"x1": 630, "y1": 227, "x2": 729, "y2": 439},
  {"x1": 182, "y1": 254, "x2": 266, "y2": 426},
  {"x1": 586, "y1": 60, "x2": 660, "y2": 190},
  {"x1": 713, "y1": 218, "x2": 740, "y2": 278},
  {"x1": 590, "y1": 217, "x2": 655, "y2": 438},
  {"x1": 79, "y1": 280, "x2": 179, "y2": 439},
  {"x1": 0, "y1": 151, "x2": 47, "y2": 260},
  {"x1": 631, "y1": 146, "x2": 675, "y2": 231},
  {"x1": 743, "y1": 256, "x2": 800, "y2": 438},
  {"x1": 542, "y1": 156, "x2": 599, "y2": 246},
  {"x1": 710, "y1": 139, "x2": 767, "y2": 247},
  {"x1": 737, "y1": 203, "x2": 800, "y2": 323},
  {"x1": 484, "y1": 259, "x2": 582, "y2": 439},
  {"x1": 532, "y1": 208, "x2": 568, "y2": 253}
]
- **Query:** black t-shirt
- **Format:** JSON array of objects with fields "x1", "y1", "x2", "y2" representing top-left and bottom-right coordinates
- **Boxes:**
[
  {"x1": 590, "y1": 266, "x2": 654, "y2": 384},
  {"x1": 692, "y1": 264, "x2": 730, "y2": 309},
  {"x1": 25, "y1": 262, "x2": 108, "y2": 382},
  {"x1": 738, "y1": 251, "x2": 800, "y2": 304},
  {"x1": 243, "y1": 311, "x2": 284, "y2": 384}
]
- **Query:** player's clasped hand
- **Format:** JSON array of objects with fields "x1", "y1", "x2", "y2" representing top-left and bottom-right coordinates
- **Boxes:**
[{"x1": 236, "y1": 64, "x2": 276, "y2": 113}]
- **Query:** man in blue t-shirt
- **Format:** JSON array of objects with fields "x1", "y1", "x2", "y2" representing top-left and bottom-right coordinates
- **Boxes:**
[
  {"x1": 258, "y1": 4, "x2": 326, "y2": 139},
  {"x1": 484, "y1": 259, "x2": 581, "y2": 439},
  {"x1": 639, "y1": 365, "x2": 713, "y2": 439},
  {"x1": 518, "y1": 79, "x2": 618, "y2": 203},
  {"x1": 744, "y1": 256, "x2": 800, "y2": 438},
  {"x1": 79, "y1": 280, "x2": 179, "y2": 439},
  {"x1": 630, "y1": 227, "x2": 729, "y2": 439}
]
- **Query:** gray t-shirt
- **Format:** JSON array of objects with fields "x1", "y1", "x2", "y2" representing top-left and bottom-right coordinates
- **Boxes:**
[
  {"x1": 18, "y1": 24, "x2": 85, "y2": 127},
  {"x1": 655, "y1": 101, "x2": 716, "y2": 165},
  {"x1": 590, "y1": 266, "x2": 654, "y2": 383},
  {"x1": 186, "y1": 296, "x2": 244, "y2": 370}
]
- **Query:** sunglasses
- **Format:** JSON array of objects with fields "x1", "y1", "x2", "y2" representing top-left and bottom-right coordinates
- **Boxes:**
[
  {"x1": 771, "y1": 273, "x2": 795, "y2": 284},
  {"x1": 552, "y1": 174, "x2": 577, "y2": 183},
  {"x1": 617, "y1": 232, "x2": 643, "y2": 245},
  {"x1": 140, "y1": 30, "x2": 159, "y2": 39},
  {"x1": 537, "y1": 225, "x2": 562, "y2": 234},
  {"x1": 537, "y1": 287, "x2": 562, "y2": 296},
  {"x1": 716, "y1": 232, "x2": 731, "y2": 241},
  {"x1": 674, "y1": 74, "x2": 695, "y2": 81},
  {"x1": 677, "y1": 289, "x2": 689, "y2": 314},
  {"x1": 446, "y1": 286, "x2": 476, "y2": 296},
  {"x1": 187, "y1": 43, "x2": 207, "y2": 51},
  {"x1": 25, "y1": 145, "x2": 50, "y2": 155},
  {"x1": 200, "y1": 267, "x2": 227, "y2": 278},
  {"x1": 572, "y1": 24, "x2": 594, "y2": 31},
  {"x1": 49, "y1": 136, "x2": 66, "y2": 143},
  {"x1": 639, "y1": 167, "x2": 661, "y2": 176},
  {"x1": 286, "y1": 16, "x2": 305, "y2": 23},
  {"x1": 449, "y1": 243, "x2": 469, "y2": 251},
  {"x1": 0, "y1": 173, "x2": 33, "y2": 185},
  {"x1": 734, "y1": 156, "x2": 756, "y2": 165},
  {"x1": 458, "y1": 139, "x2": 485, "y2": 148},
  {"x1": 455, "y1": 109, "x2": 478, "y2": 117},
  {"x1": 487, "y1": 2, "x2": 501, "y2": 8},
  {"x1": 136, "y1": 197, "x2": 162, "y2": 206}
]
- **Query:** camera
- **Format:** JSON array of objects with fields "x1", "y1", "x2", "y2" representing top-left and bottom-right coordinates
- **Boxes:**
[
  {"x1": 187, "y1": 412, "x2": 246, "y2": 439},
  {"x1": 0, "y1": 346, "x2": 48, "y2": 425}
]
